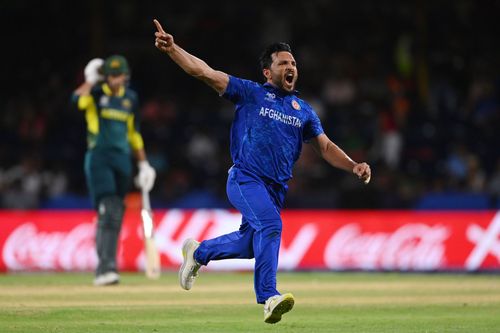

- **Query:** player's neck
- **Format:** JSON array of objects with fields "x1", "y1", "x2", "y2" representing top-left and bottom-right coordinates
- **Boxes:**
[
  {"x1": 266, "y1": 81, "x2": 294, "y2": 95},
  {"x1": 110, "y1": 85, "x2": 121, "y2": 96}
]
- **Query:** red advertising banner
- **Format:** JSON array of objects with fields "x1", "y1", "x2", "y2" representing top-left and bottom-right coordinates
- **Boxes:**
[{"x1": 0, "y1": 210, "x2": 498, "y2": 272}]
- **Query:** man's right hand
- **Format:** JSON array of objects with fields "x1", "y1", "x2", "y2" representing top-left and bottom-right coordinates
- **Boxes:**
[
  {"x1": 152, "y1": 18, "x2": 229, "y2": 95},
  {"x1": 84, "y1": 58, "x2": 104, "y2": 85},
  {"x1": 154, "y1": 19, "x2": 175, "y2": 54}
]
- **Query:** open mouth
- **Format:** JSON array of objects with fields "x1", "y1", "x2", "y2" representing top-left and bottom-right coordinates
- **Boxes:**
[{"x1": 285, "y1": 73, "x2": 294, "y2": 84}]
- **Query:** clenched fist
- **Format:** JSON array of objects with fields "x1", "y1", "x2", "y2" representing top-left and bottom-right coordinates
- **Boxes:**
[{"x1": 353, "y1": 162, "x2": 371, "y2": 184}]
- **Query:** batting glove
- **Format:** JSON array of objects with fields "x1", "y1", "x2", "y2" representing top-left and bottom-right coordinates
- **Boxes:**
[
  {"x1": 136, "y1": 160, "x2": 156, "y2": 192},
  {"x1": 84, "y1": 58, "x2": 104, "y2": 85}
]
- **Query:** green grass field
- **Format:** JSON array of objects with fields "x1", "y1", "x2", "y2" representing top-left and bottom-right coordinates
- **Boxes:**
[{"x1": 0, "y1": 271, "x2": 499, "y2": 333}]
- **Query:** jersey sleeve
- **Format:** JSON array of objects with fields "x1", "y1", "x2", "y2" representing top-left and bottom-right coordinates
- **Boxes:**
[
  {"x1": 303, "y1": 108, "x2": 324, "y2": 142},
  {"x1": 127, "y1": 93, "x2": 145, "y2": 150},
  {"x1": 222, "y1": 75, "x2": 256, "y2": 104},
  {"x1": 73, "y1": 94, "x2": 95, "y2": 110},
  {"x1": 72, "y1": 88, "x2": 100, "y2": 137},
  {"x1": 72, "y1": 85, "x2": 101, "y2": 111}
]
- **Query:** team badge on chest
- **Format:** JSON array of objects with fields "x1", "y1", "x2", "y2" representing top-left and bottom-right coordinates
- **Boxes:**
[
  {"x1": 122, "y1": 98, "x2": 132, "y2": 109},
  {"x1": 291, "y1": 100, "x2": 301, "y2": 111}
]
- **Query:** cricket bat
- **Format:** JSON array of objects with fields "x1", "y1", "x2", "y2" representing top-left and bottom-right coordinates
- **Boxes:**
[{"x1": 141, "y1": 189, "x2": 161, "y2": 279}]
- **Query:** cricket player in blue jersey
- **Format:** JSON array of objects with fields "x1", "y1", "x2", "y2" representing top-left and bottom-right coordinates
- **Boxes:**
[{"x1": 153, "y1": 19, "x2": 371, "y2": 323}]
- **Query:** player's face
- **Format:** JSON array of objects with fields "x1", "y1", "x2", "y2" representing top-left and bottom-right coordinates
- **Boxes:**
[
  {"x1": 106, "y1": 73, "x2": 127, "y2": 90},
  {"x1": 266, "y1": 51, "x2": 298, "y2": 92}
]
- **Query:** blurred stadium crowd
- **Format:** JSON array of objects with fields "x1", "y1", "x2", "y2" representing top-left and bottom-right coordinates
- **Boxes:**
[{"x1": 0, "y1": 1, "x2": 498, "y2": 209}]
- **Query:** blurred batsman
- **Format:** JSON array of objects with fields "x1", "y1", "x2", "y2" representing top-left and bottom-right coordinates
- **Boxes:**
[
  {"x1": 72, "y1": 55, "x2": 156, "y2": 286},
  {"x1": 153, "y1": 19, "x2": 371, "y2": 323}
]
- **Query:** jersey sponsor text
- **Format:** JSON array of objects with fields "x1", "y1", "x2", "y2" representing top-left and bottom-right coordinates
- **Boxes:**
[{"x1": 101, "y1": 108, "x2": 129, "y2": 122}]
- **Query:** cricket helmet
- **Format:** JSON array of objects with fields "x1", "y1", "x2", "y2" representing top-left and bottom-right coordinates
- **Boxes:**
[{"x1": 102, "y1": 55, "x2": 130, "y2": 76}]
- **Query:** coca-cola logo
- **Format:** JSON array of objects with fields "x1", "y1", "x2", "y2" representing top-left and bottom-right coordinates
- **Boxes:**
[
  {"x1": 3, "y1": 223, "x2": 97, "y2": 271},
  {"x1": 324, "y1": 223, "x2": 450, "y2": 270}
]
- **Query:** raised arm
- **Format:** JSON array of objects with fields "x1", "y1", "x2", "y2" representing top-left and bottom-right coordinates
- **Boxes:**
[
  {"x1": 310, "y1": 133, "x2": 371, "y2": 184},
  {"x1": 153, "y1": 19, "x2": 229, "y2": 95}
]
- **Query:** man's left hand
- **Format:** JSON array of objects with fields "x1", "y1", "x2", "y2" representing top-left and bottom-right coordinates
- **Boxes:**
[
  {"x1": 136, "y1": 161, "x2": 156, "y2": 192},
  {"x1": 353, "y1": 162, "x2": 371, "y2": 184}
]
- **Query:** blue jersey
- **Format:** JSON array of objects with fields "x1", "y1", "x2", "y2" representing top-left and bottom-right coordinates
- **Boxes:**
[{"x1": 222, "y1": 75, "x2": 324, "y2": 185}]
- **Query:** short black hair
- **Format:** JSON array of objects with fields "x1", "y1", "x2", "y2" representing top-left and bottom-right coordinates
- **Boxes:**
[{"x1": 259, "y1": 42, "x2": 292, "y2": 71}]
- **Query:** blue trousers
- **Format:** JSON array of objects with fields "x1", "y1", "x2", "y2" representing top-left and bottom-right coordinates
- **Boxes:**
[{"x1": 194, "y1": 167, "x2": 287, "y2": 304}]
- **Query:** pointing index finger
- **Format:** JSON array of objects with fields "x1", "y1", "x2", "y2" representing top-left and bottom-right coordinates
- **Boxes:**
[{"x1": 153, "y1": 19, "x2": 166, "y2": 33}]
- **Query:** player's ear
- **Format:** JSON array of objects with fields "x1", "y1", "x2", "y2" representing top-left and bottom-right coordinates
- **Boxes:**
[{"x1": 263, "y1": 68, "x2": 271, "y2": 80}]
